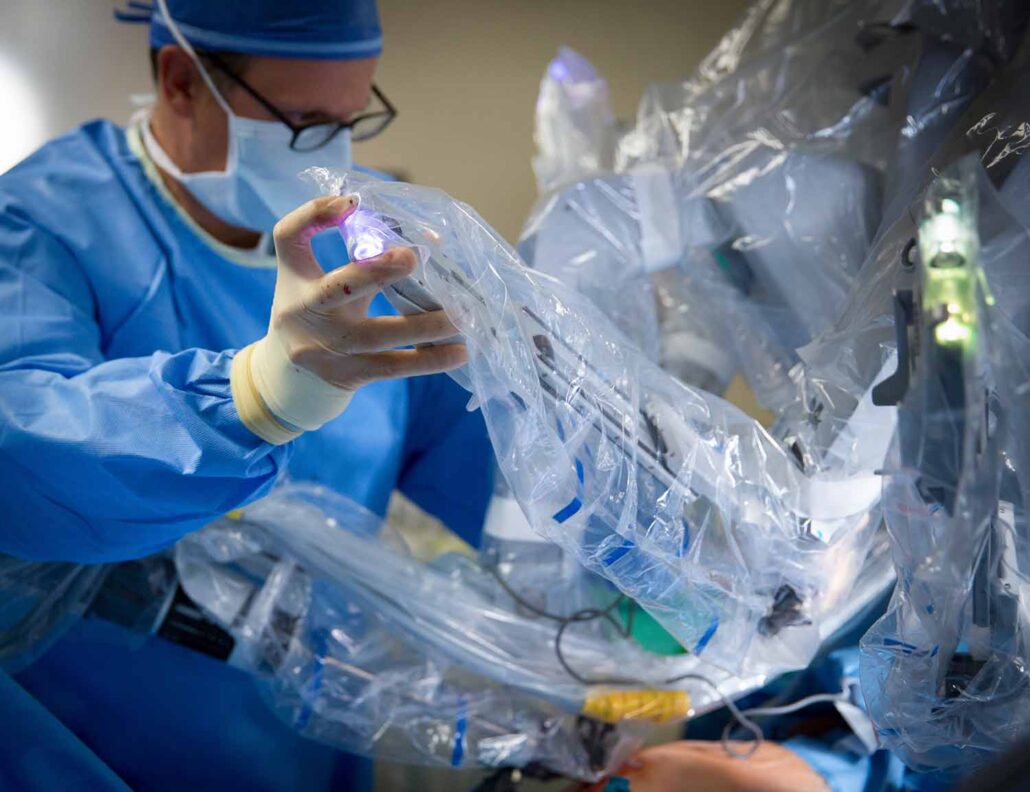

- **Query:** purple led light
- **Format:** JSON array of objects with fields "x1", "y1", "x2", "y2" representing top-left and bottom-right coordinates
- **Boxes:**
[
  {"x1": 341, "y1": 208, "x2": 388, "y2": 261},
  {"x1": 548, "y1": 59, "x2": 570, "y2": 82},
  {"x1": 547, "y1": 48, "x2": 596, "y2": 84},
  {"x1": 352, "y1": 235, "x2": 385, "y2": 260}
]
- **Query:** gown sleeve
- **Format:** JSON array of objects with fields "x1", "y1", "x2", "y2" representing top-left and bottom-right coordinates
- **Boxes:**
[{"x1": 0, "y1": 205, "x2": 290, "y2": 562}]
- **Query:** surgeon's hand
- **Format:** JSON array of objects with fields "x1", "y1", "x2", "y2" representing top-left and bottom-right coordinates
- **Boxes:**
[
  {"x1": 581, "y1": 741, "x2": 829, "y2": 792},
  {"x1": 231, "y1": 194, "x2": 466, "y2": 444}
]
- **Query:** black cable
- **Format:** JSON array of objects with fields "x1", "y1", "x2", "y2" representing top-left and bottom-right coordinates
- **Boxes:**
[
  {"x1": 488, "y1": 563, "x2": 765, "y2": 757},
  {"x1": 487, "y1": 564, "x2": 623, "y2": 624},
  {"x1": 487, "y1": 564, "x2": 633, "y2": 679}
]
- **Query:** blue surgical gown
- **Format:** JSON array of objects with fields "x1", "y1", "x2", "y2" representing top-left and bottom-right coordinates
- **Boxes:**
[{"x1": 0, "y1": 120, "x2": 494, "y2": 790}]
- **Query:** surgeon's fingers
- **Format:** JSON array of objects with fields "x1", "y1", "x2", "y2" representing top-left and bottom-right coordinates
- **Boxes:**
[
  {"x1": 308, "y1": 247, "x2": 418, "y2": 311},
  {"x1": 338, "y1": 311, "x2": 459, "y2": 354},
  {"x1": 346, "y1": 345, "x2": 468, "y2": 387},
  {"x1": 290, "y1": 343, "x2": 466, "y2": 390},
  {"x1": 274, "y1": 194, "x2": 359, "y2": 278}
]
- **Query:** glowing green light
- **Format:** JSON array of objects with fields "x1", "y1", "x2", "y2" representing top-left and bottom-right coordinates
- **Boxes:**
[
  {"x1": 935, "y1": 316, "x2": 973, "y2": 346},
  {"x1": 918, "y1": 166, "x2": 987, "y2": 352}
]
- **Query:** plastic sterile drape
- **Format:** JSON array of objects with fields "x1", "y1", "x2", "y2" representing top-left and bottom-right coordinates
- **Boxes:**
[
  {"x1": 521, "y1": 0, "x2": 1022, "y2": 413},
  {"x1": 312, "y1": 166, "x2": 889, "y2": 681},
  {"x1": 3, "y1": 0, "x2": 1027, "y2": 780},
  {"x1": 523, "y1": 0, "x2": 1030, "y2": 776},
  {"x1": 860, "y1": 155, "x2": 1030, "y2": 774},
  {"x1": 174, "y1": 481, "x2": 894, "y2": 780}
]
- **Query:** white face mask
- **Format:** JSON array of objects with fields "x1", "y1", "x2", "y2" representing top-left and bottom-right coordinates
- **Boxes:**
[
  {"x1": 142, "y1": 114, "x2": 351, "y2": 234},
  {"x1": 143, "y1": 0, "x2": 352, "y2": 234}
]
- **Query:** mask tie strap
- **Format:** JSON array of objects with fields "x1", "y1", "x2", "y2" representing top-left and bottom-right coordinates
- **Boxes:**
[{"x1": 153, "y1": 0, "x2": 234, "y2": 116}]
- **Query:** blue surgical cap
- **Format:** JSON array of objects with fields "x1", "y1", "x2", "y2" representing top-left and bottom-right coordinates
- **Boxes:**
[{"x1": 144, "y1": 0, "x2": 382, "y2": 60}]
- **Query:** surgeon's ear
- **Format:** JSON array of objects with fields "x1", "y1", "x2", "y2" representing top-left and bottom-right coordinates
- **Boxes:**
[{"x1": 157, "y1": 45, "x2": 201, "y2": 118}]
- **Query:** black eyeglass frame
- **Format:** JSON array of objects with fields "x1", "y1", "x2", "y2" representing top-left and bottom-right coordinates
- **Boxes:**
[{"x1": 202, "y1": 51, "x2": 397, "y2": 151}]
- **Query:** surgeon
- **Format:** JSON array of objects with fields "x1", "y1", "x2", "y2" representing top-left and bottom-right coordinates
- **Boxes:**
[{"x1": 0, "y1": 0, "x2": 493, "y2": 789}]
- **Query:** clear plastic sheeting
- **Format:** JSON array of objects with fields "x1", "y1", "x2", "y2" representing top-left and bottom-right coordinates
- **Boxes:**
[
  {"x1": 532, "y1": 47, "x2": 617, "y2": 196},
  {"x1": 307, "y1": 164, "x2": 898, "y2": 680},
  {"x1": 519, "y1": 172, "x2": 782, "y2": 394},
  {"x1": 519, "y1": 176, "x2": 666, "y2": 363},
  {"x1": 525, "y1": 48, "x2": 662, "y2": 361},
  {"x1": 521, "y1": 0, "x2": 1021, "y2": 414},
  {"x1": 860, "y1": 157, "x2": 1030, "y2": 773},
  {"x1": 177, "y1": 483, "x2": 894, "y2": 778},
  {"x1": 0, "y1": 1, "x2": 1022, "y2": 779},
  {"x1": 177, "y1": 484, "x2": 678, "y2": 779},
  {"x1": 0, "y1": 558, "x2": 110, "y2": 672}
]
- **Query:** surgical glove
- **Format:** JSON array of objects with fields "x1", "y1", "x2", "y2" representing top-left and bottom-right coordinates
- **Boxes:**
[{"x1": 231, "y1": 195, "x2": 466, "y2": 444}]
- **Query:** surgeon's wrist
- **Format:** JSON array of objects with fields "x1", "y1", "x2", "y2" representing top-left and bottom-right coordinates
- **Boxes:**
[
  {"x1": 230, "y1": 343, "x2": 301, "y2": 445},
  {"x1": 231, "y1": 336, "x2": 354, "y2": 445}
]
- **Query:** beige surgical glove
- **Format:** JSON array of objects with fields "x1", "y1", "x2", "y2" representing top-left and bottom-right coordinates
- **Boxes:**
[{"x1": 231, "y1": 195, "x2": 466, "y2": 444}]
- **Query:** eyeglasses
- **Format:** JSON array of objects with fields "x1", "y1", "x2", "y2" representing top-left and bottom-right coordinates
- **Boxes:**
[{"x1": 202, "y1": 52, "x2": 397, "y2": 152}]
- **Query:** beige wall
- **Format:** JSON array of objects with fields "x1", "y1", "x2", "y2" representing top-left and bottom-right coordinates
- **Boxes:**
[
  {"x1": 361, "y1": 0, "x2": 752, "y2": 239},
  {"x1": 0, "y1": 0, "x2": 752, "y2": 240}
]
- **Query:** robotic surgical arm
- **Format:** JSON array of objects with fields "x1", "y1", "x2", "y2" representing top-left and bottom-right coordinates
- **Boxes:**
[
  {"x1": 185, "y1": 3, "x2": 1027, "y2": 778},
  {"x1": 860, "y1": 155, "x2": 1030, "y2": 774},
  {"x1": 310, "y1": 167, "x2": 897, "y2": 679}
]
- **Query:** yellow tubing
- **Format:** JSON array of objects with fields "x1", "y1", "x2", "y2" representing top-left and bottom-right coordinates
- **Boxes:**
[{"x1": 581, "y1": 689, "x2": 691, "y2": 724}]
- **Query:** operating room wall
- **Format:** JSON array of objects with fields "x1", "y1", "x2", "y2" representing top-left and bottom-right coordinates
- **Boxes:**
[{"x1": 0, "y1": 0, "x2": 752, "y2": 242}]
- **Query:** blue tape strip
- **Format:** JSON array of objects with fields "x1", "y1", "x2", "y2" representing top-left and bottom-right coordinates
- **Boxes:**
[
  {"x1": 295, "y1": 629, "x2": 327, "y2": 731},
  {"x1": 882, "y1": 637, "x2": 919, "y2": 653},
  {"x1": 550, "y1": 413, "x2": 586, "y2": 523},
  {"x1": 602, "y1": 539, "x2": 635, "y2": 567},
  {"x1": 693, "y1": 614, "x2": 719, "y2": 654},
  {"x1": 550, "y1": 457, "x2": 586, "y2": 522},
  {"x1": 451, "y1": 698, "x2": 468, "y2": 767},
  {"x1": 553, "y1": 496, "x2": 583, "y2": 523}
]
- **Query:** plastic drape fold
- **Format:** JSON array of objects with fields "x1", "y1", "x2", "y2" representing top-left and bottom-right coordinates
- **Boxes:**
[
  {"x1": 0, "y1": 558, "x2": 110, "y2": 672},
  {"x1": 176, "y1": 485, "x2": 685, "y2": 780},
  {"x1": 521, "y1": 0, "x2": 1013, "y2": 414},
  {"x1": 860, "y1": 155, "x2": 1030, "y2": 774},
  {"x1": 309, "y1": 164, "x2": 894, "y2": 680},
  {"x1": 176, "y1": 482, "x2": 894, "y2": 779}
]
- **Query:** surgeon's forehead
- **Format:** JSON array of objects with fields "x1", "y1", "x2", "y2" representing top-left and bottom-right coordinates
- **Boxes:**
[{"x1": 240, "y1": 55, "x2": 378, "y2": 115}]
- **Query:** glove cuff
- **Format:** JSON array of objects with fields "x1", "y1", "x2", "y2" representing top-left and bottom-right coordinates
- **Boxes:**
[
  {"x1": 243, "y1": 334, "x2": 355, "y2": 438},
  {"x1": 230, "y1": 343, "x2": 303, "y2": 445}
]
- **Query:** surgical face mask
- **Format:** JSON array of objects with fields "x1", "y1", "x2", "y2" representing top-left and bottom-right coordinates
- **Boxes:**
[
  {"x1": 141, "y1": 114, "x2": 352, "y2": 234},
  {"x1": 143, "y1": 0, "x2": 352, "y2": 234}
]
